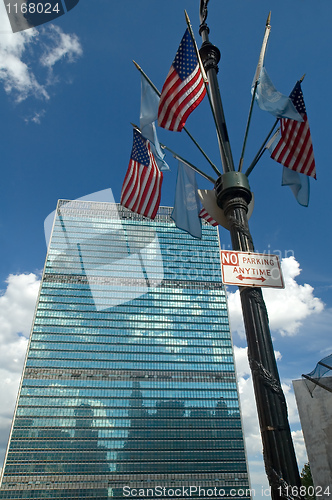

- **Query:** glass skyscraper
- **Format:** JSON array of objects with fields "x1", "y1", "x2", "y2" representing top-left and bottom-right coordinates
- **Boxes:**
[{"x1": 0, "y1": 200, "x2": 250, "y2": 499}]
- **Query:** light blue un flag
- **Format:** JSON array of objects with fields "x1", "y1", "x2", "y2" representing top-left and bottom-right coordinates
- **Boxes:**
[
  {"x1": 282, "y1": 167, "x2": 309, "y2": 207},
  {"x1": 171, "y1": 161, "x2": 202, "y2": 239},
  {"x1": 140, "y1": 75, "x2": 169, "y2": 171},
  {"x1": 255, "y1": 68, "x2": 303, "y2": 121}
]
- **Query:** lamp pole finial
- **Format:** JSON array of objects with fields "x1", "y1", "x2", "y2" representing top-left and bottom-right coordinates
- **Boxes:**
[{"x1": 199, "y1": 0, "x2": 209, "y2": 25}]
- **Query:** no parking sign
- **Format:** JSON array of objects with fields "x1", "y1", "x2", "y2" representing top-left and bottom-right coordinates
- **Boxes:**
[{"x1": 220, "y1": 251, "x2": 284, "y2": 288}]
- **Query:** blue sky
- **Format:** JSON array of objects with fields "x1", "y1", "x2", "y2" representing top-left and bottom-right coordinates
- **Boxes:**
[{"x1": 0, "y1": 0, "x2": 331, "y2": 495}]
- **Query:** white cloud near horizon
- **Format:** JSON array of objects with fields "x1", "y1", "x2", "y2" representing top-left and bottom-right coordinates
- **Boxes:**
[
  {"x1": 0, "y1": 3, "x2": 82, "y2": 105},
  {"x1": 228, "y1": 256, "x2": 324, "y2": 338},
  {"x1": 0, "y1": 273, "x2": 40, "y2": 371},
  {"x1": 0, "y1": 273, "x2": 41, "y2": 464}
]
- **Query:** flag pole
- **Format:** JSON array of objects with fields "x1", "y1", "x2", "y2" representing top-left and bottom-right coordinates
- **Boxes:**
[
  {"x1": 133, "y1": 61, "x2": 221, "y2": 177},
  {"x1": 184, "y1": 11, "x2": 208, "y2": 84},
  {"x1": 185, "y1": 10, "x2": 231, "y2": 174},
  {"x1": 238, "y1": 12, "x2": 271, "y2": 172},
  {"x1": 160, "y1": 144, "x2": 216, "y2": 184},
  {"x1": 130, "y1": 122, "x2": 215, "y2": 184},
  {"x1": 198, "y1": 12, "x2": 235, "y2": 173},
  {"x1": 245, "y1": 119, "x2": 279, "y2": 176}
]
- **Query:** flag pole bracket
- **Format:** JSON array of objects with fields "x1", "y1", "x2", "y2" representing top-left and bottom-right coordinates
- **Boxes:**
[
  {"x1": 199, "y1": 42, "x2": 220, "y2": 73},
  {"x1": 215, "y1": 172, "x2": 252, "y2": 210}
]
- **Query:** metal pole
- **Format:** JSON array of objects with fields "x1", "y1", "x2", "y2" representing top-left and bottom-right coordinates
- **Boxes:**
[
  {"x1": 199, "y1": 14, "x2": 234, "y2": 173},
  {"x1": 198, "y1": 2, "x2": 303, "y2": 498},
  {"x1": 245, "y1": 120, "x2": 279, "y2": 177}
]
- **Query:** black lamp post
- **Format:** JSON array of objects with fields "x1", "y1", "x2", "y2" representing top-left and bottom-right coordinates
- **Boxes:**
[{"x1": 198, "y1": 2, "x2": 302, "y2": 498}]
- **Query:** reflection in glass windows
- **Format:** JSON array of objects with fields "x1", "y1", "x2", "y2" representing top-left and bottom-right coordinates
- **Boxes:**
[{"x1": 0, "y1": 202, "x2": 250, "y2": 499}]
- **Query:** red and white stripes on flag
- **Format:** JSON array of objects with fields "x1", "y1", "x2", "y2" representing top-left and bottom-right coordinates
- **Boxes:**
[
  {"x1": 120, "y1": 129, "x2": 163, "y2": 219},
  {"x1": 271, "y1": 81, "x2": 316, "y2": 179},
  {"x1": 199, "y1": 208, "x2": 218, "y2": 227},
  {"x1": 158, "y1": 29, "x2": 206, "y2": 132},
  {"x1": 271, "y1": 116, "x2": 316, "y2": 178}
]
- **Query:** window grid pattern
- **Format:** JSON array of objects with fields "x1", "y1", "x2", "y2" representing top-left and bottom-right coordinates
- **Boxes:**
[{"x1": 0, "y1": 202, "x2": 250, "y2": 499}]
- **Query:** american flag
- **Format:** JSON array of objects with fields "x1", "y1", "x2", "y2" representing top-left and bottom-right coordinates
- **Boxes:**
[
  {"x1": 158, "y1": 29, "x2": 206, "y2": 132},
  {"x1": 271, "y1": 82, "x2": 316, "y2": 179},
  {"x1": 120, "y1": 129, "x2": 163, "y2": 219},
  {"x1": 199, "y1": 208, "x2": 218, "y2": 227}
]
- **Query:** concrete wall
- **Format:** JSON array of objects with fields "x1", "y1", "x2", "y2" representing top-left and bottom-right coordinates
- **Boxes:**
[{"x1": 293, "y1": 378, "x2": 332, "y2": 498}]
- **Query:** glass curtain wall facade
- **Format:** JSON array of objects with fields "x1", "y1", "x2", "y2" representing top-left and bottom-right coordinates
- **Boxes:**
[{"x1": 0, "y1": 200, "x2": 250, "y2": 499}]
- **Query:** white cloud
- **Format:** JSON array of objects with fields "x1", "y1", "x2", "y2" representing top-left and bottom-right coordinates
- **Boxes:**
[
  {"x1": 40, "y1": 25, "x2": 82, "y2": 69},
  {"x1": 291, "y1": 429, "x2": 308, "y2": 468},
  {"x1": 28, "y1": 109, "x2": 46, "y2": 124},
  {"x1": 248, "y1": 460, "x2": 270, "y2": 498},
  {"x1": 235, "y1": 347, "x2": 261, "y2": 452},
  {"x1": 263, "y1": 258, "x2": 324, "y2": 336},
  {"x1": 0, "y1": 3, "x2": 82, "y2": 105},
  {"x1": 0, "y1": 273, "x2": 40, "y2": 470},
  {"x1": 227, "y1": 291, "x2": 247, "y2": 339},
  {"x1": 281, "y1": 382, "x2": 308, "y2": 467},
  {"x1": 228, "y1": 256, "x2": 324, "y2": 338},
  {"x1": 0, "y1": 273, "x2": 40, "y2": 370},
  {"x1": 0, "y1": 368, "x2": 22, "y2": 452},
  {"x1": 0, "y1": 16, "x2": 48, "y2": 101},
  {"x1": 282, "y1": 380, "x2": 301, "y2": 425}
]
